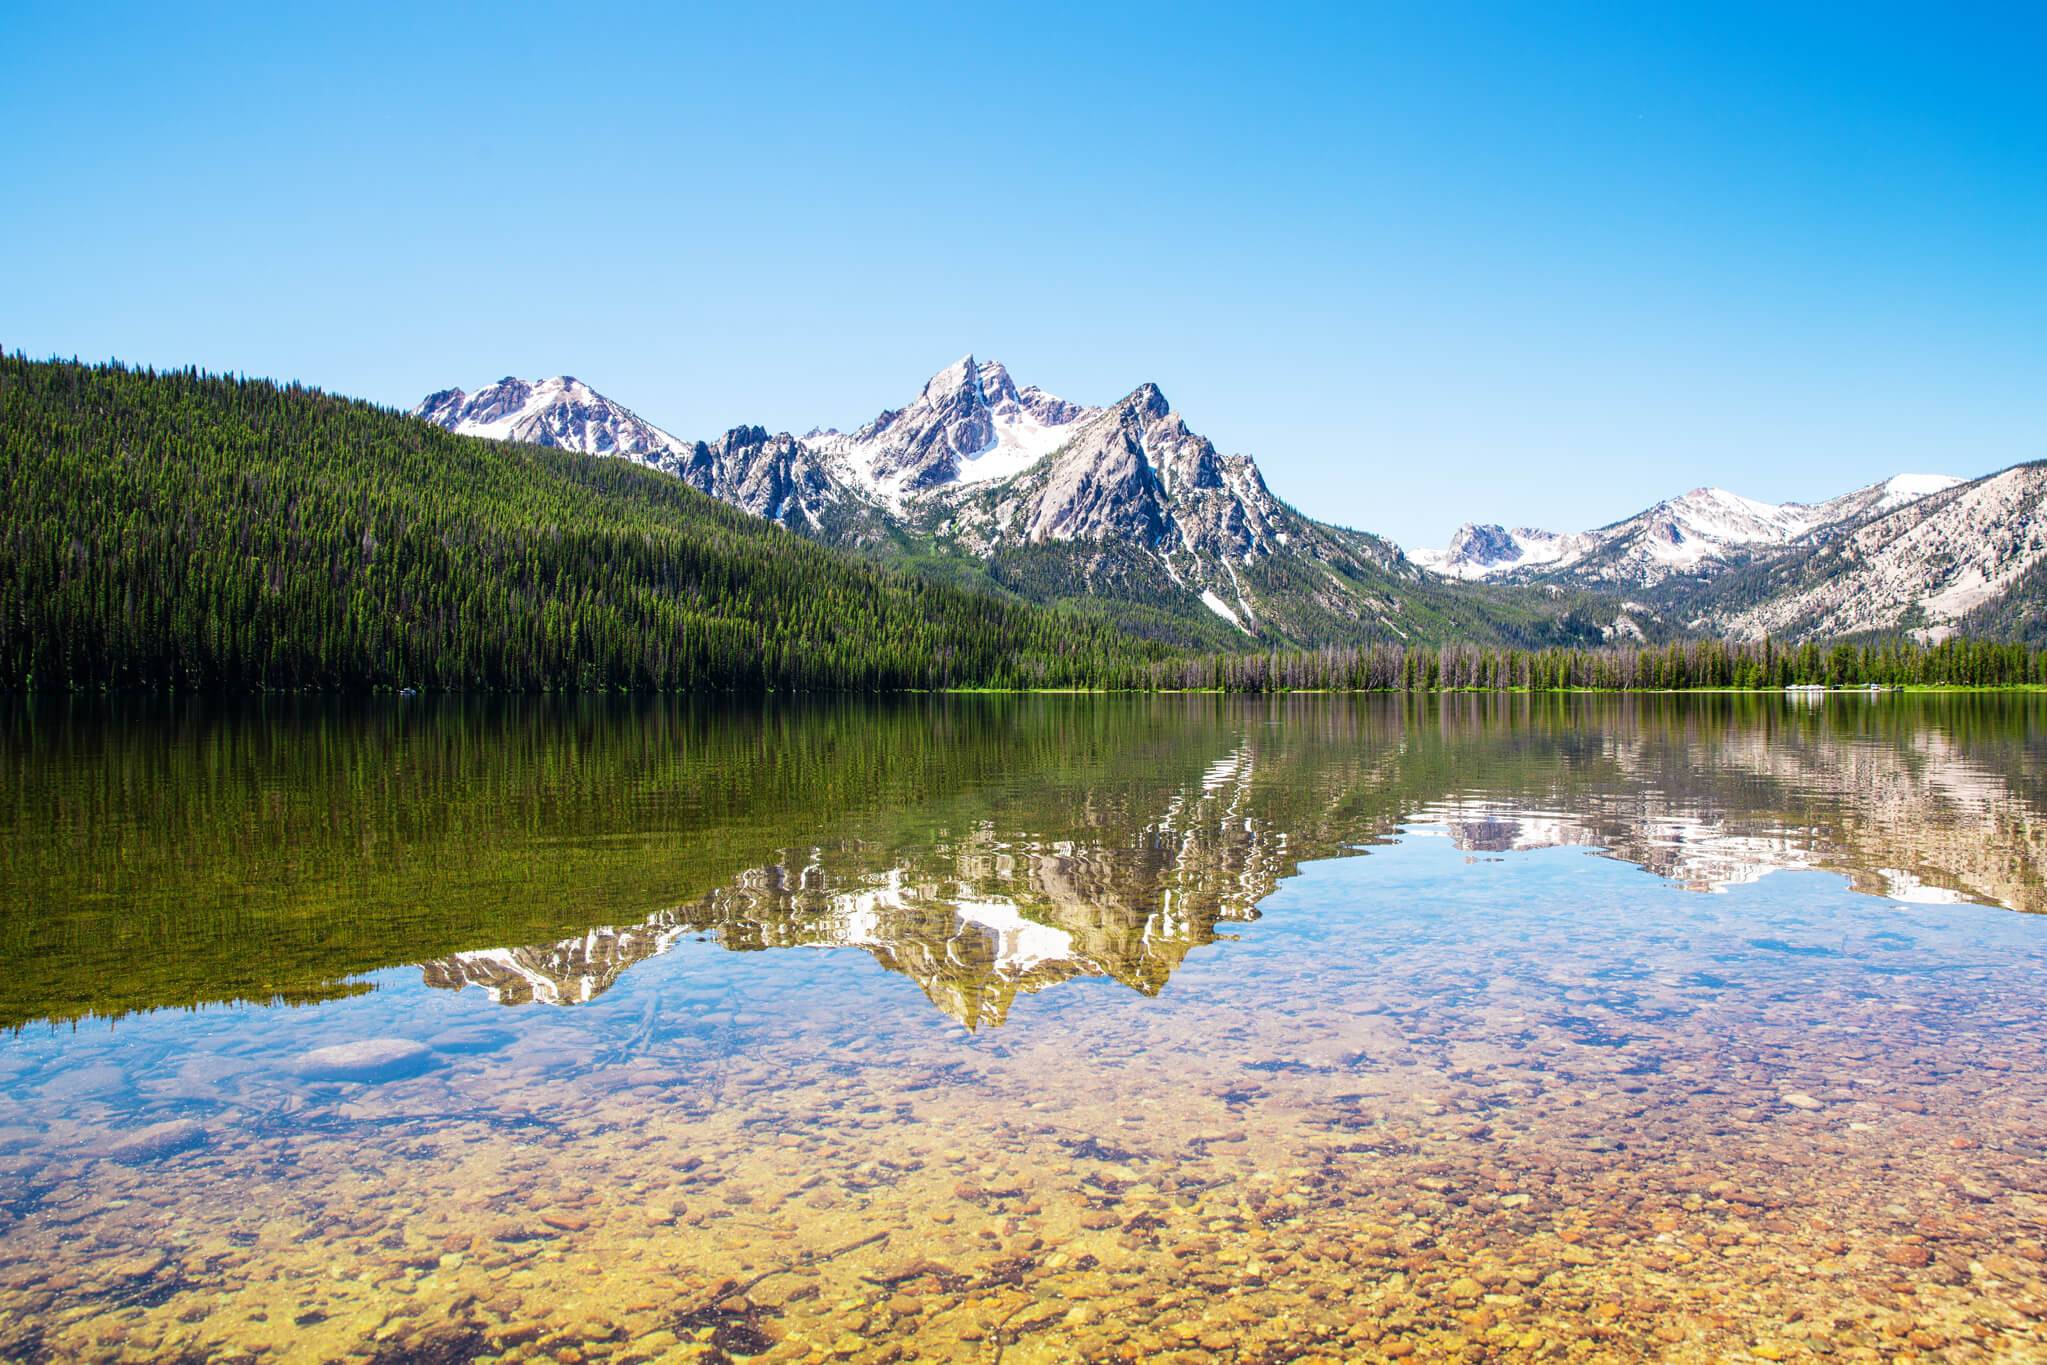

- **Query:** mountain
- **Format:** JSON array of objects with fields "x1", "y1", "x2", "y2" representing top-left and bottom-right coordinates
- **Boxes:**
[
  {"x1": 1410, "y1": 523, "x2": 1598, "y2": 580},
  {"x1": 2, "y1": 355, "x2": 1163, "y2": 692},
  {"x1": 1414, "y1": 475, "x2": 1963, "y2": 585},
  {"x1": 414, "y1": 379, "x2": 902, "y2": 540},
  {"x1": 414, "y1": 375, "x2": 691, "y2": 464},
  {"x1": 403, "y1": 359, "x2": 2035, "y2": 649},
  {"x1": 808, "y1": 355, "x2": 1092, "y2": 497},
  {"x1": 418, "y1": 358, "x2": 1622, "y2": 650},
  {"x1": 1695, "y1": 463, "x2": 2047, "y2": 642},
  {"x1": 913, "y1": 380, "x2": 1432, "y2": 643},
  {"x1": 666, "y1": 424, "x2": 880, "y2": 538}
]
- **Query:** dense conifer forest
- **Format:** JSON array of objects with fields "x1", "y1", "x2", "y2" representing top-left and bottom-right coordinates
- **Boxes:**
[{"x1": 0, "y1": 356, "x2": 1168, "y2": 691}]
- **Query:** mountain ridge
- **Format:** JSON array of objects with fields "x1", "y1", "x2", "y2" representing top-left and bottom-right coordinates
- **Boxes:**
[
  {"x1": 416, "y1": 359, "x2": 1627, "y2": 649},
  {"x1": 1412, "y1": 474, "x2": 1965, "y2": 585},
  {"x1": 411, "y1": 358, "x2": 2042, "y2": 647},
  {"x1": 1687, "y1": 462, "x2": 2047, "y2": 642}
]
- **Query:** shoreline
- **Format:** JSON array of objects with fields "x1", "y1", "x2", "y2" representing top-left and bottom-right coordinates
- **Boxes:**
[{"x1": 9, "y1": 684, "x2": 2047, "y2": 698}]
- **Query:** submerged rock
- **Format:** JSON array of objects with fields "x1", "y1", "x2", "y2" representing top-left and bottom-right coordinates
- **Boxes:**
[
  {"x1": 291, "y1": 1038, "x2": 434, "y2": 1083},
  {"x1": 39, "y1": 1063, "x2": 126, "y2": 1099},
  {"x1": 427, "y1": 1025, "x2": 516, "y2": 1055},
  {"x1": 100, "y1": 1120, "x2": 207, "y2": 1164}
]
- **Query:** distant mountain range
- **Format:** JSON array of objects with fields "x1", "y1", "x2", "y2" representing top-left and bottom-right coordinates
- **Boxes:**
[
  {"x1": 1411, "y1": 476, "x2": 1961, "y2": 583},
  {"x1": 1412, "y1": 468, "x2": 2047, "y2": 643},
  {"x1": 416, "y1": 359, "x2": 2045, "y2": 645}
]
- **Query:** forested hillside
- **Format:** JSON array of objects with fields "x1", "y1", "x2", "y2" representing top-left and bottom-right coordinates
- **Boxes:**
[{"x1": 0, "y1": 356, "x2": 1166, "y2": 691}]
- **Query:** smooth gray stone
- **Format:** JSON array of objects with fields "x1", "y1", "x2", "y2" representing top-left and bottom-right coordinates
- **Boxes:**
[
  {"x1": 427, "y1": 1026, "x2": 516, "y2": 1055},
  {"x1": 101, "y1": 1119, "x2": 207, "y2": 1164},
  {"x1": 291, "y1": 1038, "x2": 435, "y2": 1083}
]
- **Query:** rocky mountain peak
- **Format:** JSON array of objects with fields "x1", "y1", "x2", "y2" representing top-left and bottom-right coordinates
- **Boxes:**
[
  {"x1": 412, "y1": 375, "x2": 688, "y2": 465},
  {"x1": 976, "y1": 358, "x2": 1020, "y2": 404},
  {"x1": 1123, "y1": 382, "x2": 1171, "y2": 420},
  {"x1": 814, "y1": 356, "x2": 1096, "y2": 497},
  {"x1": 1003, "y1": 383, "x2": 1292, "y2": 572},
  {"x1": 921, "y1": 353, "x2": 984, "y2": 403},
  {"x1": 1707, "y1": 464, "x2": 2046, "y2": 642},
  {"x1": 1444, "y1": 523, "x2": 1523, "y2": 567}
]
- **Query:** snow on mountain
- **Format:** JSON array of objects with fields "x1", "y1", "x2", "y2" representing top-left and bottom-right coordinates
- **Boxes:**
[
  {"x1": 1709, "y1": 464, "x2": 2047, "y2": 641},
  {"x1": 808, "y1": 355, "x2": 1094, "y2": 502},
  {"x1": 413, "y1": 376, "x2": 690, "y2": 465},
  {"x1": 409, "y1": 363, "x2": 1349, "y2": 582},
  {"x1": 409, "y1": 363, "x2": 2018, "y2": 646},
  {"x1": 940, "y1": 382, "x2": 1293, "y2": 559},
  {"x1": 1413, "y1": 474, "x2": 1963, "y2": 585},
  {"x1": 415, "y1": 358, "x2": 1098, "y2": 520},
  {"x1": 1409, "y1": 524, "x2": 1596, "y2": 580},
  {"x1": 1803, "y1": 472, "x2": 1965, "y2": 528}
]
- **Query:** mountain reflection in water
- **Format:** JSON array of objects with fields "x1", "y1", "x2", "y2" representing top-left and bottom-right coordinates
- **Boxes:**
[{"x1": 8, "y1": 692, "x2": 2042, "y2": 1031}]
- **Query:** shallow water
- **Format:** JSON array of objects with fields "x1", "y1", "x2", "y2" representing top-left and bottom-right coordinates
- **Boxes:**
[{"x1": 3, "y1": 693, "x2": 2046, "y2": 1362}]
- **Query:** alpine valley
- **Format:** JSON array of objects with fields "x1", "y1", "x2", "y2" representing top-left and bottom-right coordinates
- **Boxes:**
[{"x1": 418, "y1": 357, "x2": 2047, "y2": 648}]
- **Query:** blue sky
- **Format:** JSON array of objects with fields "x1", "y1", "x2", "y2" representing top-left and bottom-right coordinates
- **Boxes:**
[{"x1": 4, "y1": 2, "x2": 2043, "y2": 547}]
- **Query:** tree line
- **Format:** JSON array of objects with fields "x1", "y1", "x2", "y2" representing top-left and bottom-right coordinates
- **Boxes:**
[{"x1": 1131, "y1": 637, "x2": 2047, "y2": 691}]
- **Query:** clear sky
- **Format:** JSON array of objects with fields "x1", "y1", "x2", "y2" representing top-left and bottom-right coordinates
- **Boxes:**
[{"x1": 4, "y1": 2, "x2": 2043, "y2": 548}]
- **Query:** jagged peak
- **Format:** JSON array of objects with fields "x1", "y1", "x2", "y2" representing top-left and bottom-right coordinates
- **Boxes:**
[
  {"x1": 921, "y1": 354, "x2": 982, "y2": 403},
  {"x1": 976, "y1": 358, "x2": 1021, "y2": 405},
  {"x1": 412, "y1": 386, "x2": 465, "y2": 416},
  {"x1": 1119, "y1": 382, "x2": 1171, "y2": 418}
]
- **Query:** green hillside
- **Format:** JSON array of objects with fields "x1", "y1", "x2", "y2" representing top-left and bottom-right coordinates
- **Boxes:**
[{"x1": 0, "y1": 356, "x2": 1166, "y2": 691}]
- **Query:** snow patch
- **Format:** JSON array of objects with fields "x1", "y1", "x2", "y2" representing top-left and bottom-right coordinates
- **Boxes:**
[
  {"x1": 1200, "y1": 589, "x2": 1248, "y2": 631},
  {"x1": 952, "y1": 899, "x2": 1077, "y2": 974},
  {"x1": 1877, "y1": 472, "x2": 1964, "y2": 511},
  {"x1": 952, "y1": 410, "x2": 1081, "y2": 484}
]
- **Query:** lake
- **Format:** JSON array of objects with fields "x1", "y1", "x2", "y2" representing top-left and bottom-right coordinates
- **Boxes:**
[{"x1": 3, "y1": 693, "x2": 2045, "y2": 1362}]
